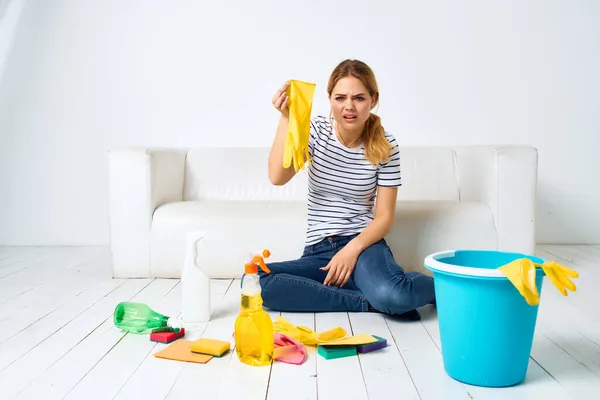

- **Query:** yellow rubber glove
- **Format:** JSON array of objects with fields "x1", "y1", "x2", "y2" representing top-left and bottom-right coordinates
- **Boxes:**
[
  {"x1": 273, "y1": 316, "x2": 346, "y2": 345},
  {"x1": 540, "y1": 261, "x2": 579, "y2": 296},
  {"x1": 272, "y1": 316, "x2": 375, "y2": 346},
  {"x1": 283, "y1": 80, "x2": 316, "y2": 172},
  {"x1": 498, "y1": 258, "x2": 540, "y2": 306}
]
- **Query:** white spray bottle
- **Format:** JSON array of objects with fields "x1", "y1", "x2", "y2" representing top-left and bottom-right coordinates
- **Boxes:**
[{"x1": 181, "y1": 230, "x2": 211, "y2": 323}]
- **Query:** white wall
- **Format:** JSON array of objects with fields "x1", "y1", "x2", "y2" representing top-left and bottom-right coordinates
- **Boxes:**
[
  {"x1": 0, "y1": 0, "x2": 24, "y2": 83},
  {"x1": 1, "y1": 0, "x2": 599, "y2": 245}
]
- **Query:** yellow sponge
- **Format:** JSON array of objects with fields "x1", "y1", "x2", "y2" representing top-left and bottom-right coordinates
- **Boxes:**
[{"x1": 189, "y1": 338, "x2": 230, "y2": 357}]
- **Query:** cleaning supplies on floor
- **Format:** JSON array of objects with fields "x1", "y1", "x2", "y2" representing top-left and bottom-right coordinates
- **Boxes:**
[
  {"x1": 234, "y1": 249, "x2": 274, "y2": 366},
  {"x1": 498, "y1": 258, "x2": 579, "y2": 305},
  {"x1": 283, "y1": 79, "x2": 316, "y2": 172},
  {"x1": 113, "y1": 302, "x2": 180, "y2": 334}
]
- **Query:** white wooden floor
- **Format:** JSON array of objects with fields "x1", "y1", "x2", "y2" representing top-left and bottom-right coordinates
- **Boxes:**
[{"x1": 1, "y1": 245, "x2": 600, "y2": 399}]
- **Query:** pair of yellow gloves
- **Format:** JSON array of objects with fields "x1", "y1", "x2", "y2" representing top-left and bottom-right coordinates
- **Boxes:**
[
  {"x1": 282, "y1": 80, "x2": 316, "y2": 172},
  {"x1": 498, "y1": 258, "x2": 579, "y2": 306}
]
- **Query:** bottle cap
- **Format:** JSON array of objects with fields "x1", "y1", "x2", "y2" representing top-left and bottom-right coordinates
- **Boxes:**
[
  {"x1": 245, "y1": 263, "x2": 258, "y2": 274},
  {"x1": 167, "y1": 317, "x2": 183, "y2": 329}
]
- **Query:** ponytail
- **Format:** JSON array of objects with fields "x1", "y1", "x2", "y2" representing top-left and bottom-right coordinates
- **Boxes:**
[{"x1": 363, "y1": 113, "x2": 393, "y2": 165}]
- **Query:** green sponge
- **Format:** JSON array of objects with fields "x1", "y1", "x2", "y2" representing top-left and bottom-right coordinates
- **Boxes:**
[{"x1": 317, "y1": 345, "x2": 357, "y2": 360}]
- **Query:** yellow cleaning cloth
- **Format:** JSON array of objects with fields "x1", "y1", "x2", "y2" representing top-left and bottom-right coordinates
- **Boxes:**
[
  {"x1": 498, "y1": 258, "x2": 579, "y2": 305},
  {"x1": 272, "y1": 316, "x2": 375, "y2": 346},
  {"x1": 498, "y1": 258, "x2": 540, "y2": 305},
  {"x1": 154, "y1": 339, "x2": 213, "y2": 364},
  {"x1": 283, "y1": 80, "x2": 316, "y2": 172},
  {"x1": 189, "y1": 338, "x2": 230, "y2": 357}
]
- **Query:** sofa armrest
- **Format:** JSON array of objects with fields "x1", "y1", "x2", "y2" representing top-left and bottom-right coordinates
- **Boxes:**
[
  {"x1": 455, "y1": 146, "x2": 538, "y2": 255},
  {"x1": 108, "y1": 148, "x2": 187, "y2": 277}
]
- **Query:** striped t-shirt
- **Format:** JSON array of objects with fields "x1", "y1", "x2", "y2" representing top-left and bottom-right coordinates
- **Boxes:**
[{"x1": 305, "y1": 115, "x2": 402, "y2": 246}]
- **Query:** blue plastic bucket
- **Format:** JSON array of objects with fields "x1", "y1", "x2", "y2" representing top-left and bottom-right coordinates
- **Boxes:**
[{"x1": 424, "y1": 249, "x2": 545, "y2": 387}]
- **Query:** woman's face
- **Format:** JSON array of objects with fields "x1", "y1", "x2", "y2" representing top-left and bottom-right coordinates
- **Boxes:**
[{"x1": 329, "y1": 76, "x2": 374, "y2": 134}]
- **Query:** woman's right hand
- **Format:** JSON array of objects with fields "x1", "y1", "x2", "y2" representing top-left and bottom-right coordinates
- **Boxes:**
[{"x1": 272, "y1": 81, "x2": 290, "y2": 118}]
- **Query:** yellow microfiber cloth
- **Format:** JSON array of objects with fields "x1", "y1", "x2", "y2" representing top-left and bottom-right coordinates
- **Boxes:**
[
  {"x1": 283, "y1": 79, "x2": 316, "y2": 172},
  {"x1": 189, "y1": 337, "x2": 230, "y2": 357}
]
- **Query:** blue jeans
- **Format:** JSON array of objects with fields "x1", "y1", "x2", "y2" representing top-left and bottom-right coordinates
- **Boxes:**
[{"x1": 257, "y1": 234, "x2": 435, "y2": 316}]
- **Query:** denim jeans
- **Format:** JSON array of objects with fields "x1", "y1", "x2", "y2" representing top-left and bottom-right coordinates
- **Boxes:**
[{"x1": 257, "y1": 234, "x2": 436, "y2": 315}]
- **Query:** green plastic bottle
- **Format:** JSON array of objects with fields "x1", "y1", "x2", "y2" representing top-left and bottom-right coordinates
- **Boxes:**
[{"x1": 113, "y1": 302, "x2": 178, "y2": 334}]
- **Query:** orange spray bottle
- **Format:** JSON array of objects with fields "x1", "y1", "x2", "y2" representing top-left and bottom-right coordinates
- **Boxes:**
[{"x1": 234, "y1": 249, "x2": 274, "y2": 366}]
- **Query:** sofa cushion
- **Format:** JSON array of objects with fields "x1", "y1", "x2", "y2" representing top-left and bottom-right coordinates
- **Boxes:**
[
  {"x1": 182, "y1": 147, "x2": 462, "y2": 202},
  {"x1": 150, "y1": 200, "x2": 497, "y2": 278},
  {"x1": 151, "y1": 200, "x2": 308, "y2": 278},
  {"x1": 183, "y1": 148, "x2": 309, "y2": 201}
]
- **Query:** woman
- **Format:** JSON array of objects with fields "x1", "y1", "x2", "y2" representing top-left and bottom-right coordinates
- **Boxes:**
[{"x1": 261, "y1": 59, "x2": 435, "y2": 320}]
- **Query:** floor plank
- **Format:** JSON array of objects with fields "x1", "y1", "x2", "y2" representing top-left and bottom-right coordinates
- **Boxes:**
[
  {"x1": 0, "y1": 273, "x2": 127, "y2": 371},
  {"x1": 315, "y1": 312, "x2": 369, "y2": 400},
  {"x1": 348, "y1": 311, "x2": 420, "y2": 399},
  {"x1": 386, "y1": 311, "x2": 472, "y2": 399},
  {"x1": 0, "y1": 256, "x2": 111, "y2": 344},
  {"x1": 5, "y1": 278, "x2": 152, "y2": 399},
  {"x1": 267, "y1": 312, "x2": 317, "y2": 400}
]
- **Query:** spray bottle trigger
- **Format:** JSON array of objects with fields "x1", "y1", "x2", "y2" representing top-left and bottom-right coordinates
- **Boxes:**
[{"x1": 250, "y1": 249, "x2": 271, "y2": 274}]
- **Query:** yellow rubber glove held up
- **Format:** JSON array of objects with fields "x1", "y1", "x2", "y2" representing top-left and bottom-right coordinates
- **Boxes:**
[
  {"x1": 541, "y1": 261, "x2": 579, "y2": 296},
  {"x1": 498, "y1": 258, "x2": 540, "y2": 306},
  {"x1": 283, "y1": 80, "x2": 316, "y2": 172}
]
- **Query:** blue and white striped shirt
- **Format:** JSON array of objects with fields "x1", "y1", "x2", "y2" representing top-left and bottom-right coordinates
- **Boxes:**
[{"x1": 305, "y1": 115, "x2": 402, "y2": 246}]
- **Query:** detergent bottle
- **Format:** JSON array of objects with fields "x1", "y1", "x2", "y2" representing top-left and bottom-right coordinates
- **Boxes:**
[{"x1": 234, "y1": 249, "x2": 274, "y2": 366}]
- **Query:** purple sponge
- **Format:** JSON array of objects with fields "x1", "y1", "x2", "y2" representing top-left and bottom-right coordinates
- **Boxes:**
[{"x1": 356, "y1": 335, "x2": 387, "y2": 354}]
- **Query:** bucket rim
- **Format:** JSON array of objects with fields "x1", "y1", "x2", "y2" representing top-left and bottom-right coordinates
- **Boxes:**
[{"x1": 424, "y1": 249, "x2": 544, "y2": 278}]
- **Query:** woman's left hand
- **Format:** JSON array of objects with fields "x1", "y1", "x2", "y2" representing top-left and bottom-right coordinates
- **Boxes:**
[{"x1": 321, "y1": 243, "x2": 361, "y2": 287}]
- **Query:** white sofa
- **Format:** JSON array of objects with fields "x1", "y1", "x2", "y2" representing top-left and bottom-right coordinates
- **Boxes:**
[{"x1": 108, "y1": 145, "x2": 538, "y2": 321}]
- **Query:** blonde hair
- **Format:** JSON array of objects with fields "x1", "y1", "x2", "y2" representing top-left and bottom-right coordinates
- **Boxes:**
[{"x1": 327, "y1": 59, "x2": 394, "y2": 165}]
